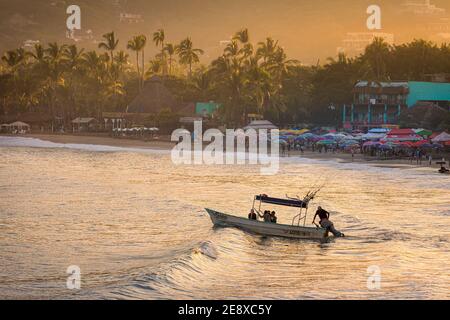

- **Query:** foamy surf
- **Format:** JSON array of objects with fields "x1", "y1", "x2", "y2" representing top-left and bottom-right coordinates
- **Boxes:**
[{"x1": 0, "y1": 136, "x2": 170, "y2": 155}]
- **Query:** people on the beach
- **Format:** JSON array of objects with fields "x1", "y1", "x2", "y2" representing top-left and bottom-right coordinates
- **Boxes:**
[{"x1": 313, "y1": 206, "x2": 344, "y2": 237}]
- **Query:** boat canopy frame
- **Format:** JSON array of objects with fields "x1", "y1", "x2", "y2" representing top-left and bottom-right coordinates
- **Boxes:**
[{"x1": 252, "y1": 192, "x2": 319, "y2": 227}]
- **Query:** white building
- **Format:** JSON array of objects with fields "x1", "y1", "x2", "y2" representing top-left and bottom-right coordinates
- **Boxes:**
[
  {"x1": 66, "y1": 29, "x2": 94, "y2": 42},
  {"x1": 119, "y1": 13, "x2": 144, "y2": 24},
  {"x1": 400, "y1": 0, "x2": 446, "y2": 15},
  {"x1": 22, "y1": 40, "x2": 40, "y2": 49}
]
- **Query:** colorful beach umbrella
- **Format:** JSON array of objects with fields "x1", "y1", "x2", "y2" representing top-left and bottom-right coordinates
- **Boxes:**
[
  {"x1": 414, "y1": 129, "x2": 433, "y2": 137},
  {"x1": 413, "y1": 140, "x2": 430, "y2": 148},
  {"x1": 317, "y1": 140, "x2": 337, "y2": 145},
  {"x1": 379, "y1": 144, "x2": 392, "y2": 150}
]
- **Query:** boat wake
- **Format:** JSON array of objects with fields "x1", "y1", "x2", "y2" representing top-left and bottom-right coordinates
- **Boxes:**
[{"x1": 193, "y1": 241, "x2": 218, "y2": 259}]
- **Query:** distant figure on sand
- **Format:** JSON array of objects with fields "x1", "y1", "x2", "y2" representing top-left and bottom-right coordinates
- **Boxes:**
[{"x1": 313, "y1": 206, "x2": 344, "y2": 237}]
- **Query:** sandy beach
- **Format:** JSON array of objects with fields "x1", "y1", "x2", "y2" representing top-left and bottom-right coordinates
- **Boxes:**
[
  {"x1": 26, "y1": 133, "x2": 177, "y2": 150},
  {"x1": 3, "y1": 133, "x2": 443, "y2": 170}
]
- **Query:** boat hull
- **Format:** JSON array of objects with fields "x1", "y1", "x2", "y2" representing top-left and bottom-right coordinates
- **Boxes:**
[{"x1": 205, "y1": 208, "x2": 328, "y2": 240}]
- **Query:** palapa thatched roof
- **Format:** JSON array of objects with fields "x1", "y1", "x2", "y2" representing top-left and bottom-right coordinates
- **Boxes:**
[
  {"x1": 127, "y1": 76, "x2": 181, "y2": 114},
  {"x1": 243, "y1": 120, "x2": 278, "y2": 130},
  {"x1": 9, "y1": 121, "x2": 30, "y2": 128}
]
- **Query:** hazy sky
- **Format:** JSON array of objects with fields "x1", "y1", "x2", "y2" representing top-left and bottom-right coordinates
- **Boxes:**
[{"x1": 1, "y1": 0, "x2": 449, "y2": 64}]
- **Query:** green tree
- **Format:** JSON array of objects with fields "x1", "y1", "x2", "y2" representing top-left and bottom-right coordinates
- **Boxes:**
[
  {"x1": 153, "y1": 29, "x2": 166, "y2": 74},
  {"x1": 127, "y1": 35, "x2": 147, "y2": 90},
  {"x1": 361, "y1": 37, "x2": 391, "y2": 81},
  {"x1": 164, "y1": 43, "x2": 176, "y2": 75},
  {"x1": 176, "y1": 37, "x2": 204, "y2": 78},
  {"x1": 98, "y1": 32, "x2": 119, "y2": 64}
]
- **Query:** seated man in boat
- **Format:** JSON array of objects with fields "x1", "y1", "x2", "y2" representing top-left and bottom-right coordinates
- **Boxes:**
[
  {"x1": 248, "y1": 209, "x2": 257, "y2": 220},
  {"x1": 313, "y1": 206, "x2": 344, "y2": 237},
  {"x1": 258, "y1": 210, "x2": 272, "y2": 222},
  {"x1": 438, "y1": 165, "x2": 450, "y2": 174},
  {"x1": 270, "y1": 211, "x2": 278, "y2": 223}
]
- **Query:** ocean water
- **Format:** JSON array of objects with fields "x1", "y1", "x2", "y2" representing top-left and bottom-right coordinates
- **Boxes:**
[{"x1": 0, "y1": 136, "x2": 449, "y2": 300}]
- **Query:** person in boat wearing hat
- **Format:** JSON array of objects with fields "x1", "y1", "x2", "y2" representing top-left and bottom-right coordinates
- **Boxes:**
[{"x1": 313, "y1": 206, "x2": 344, "y2": 237}]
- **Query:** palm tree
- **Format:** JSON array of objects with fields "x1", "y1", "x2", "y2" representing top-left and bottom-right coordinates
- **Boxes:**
[
  {"x1": 1, "y1": 49, "x2": 27, "y2": 114},
  {"x1": 363, "y1": 37, "x2": 391, "y2": 81},
  {"x1": 114, "y1": 51, "x2": 130, "y2": 74},
  {"x1": 153, "y1": 29, "x2": 165, "y2": 49},
  {"x1": 64, "y1": 45, "x2": 84, "y2": 69},
  {"x1": 28, "y1": 44, "x2": 46, "y2": 63},
  {"x1": 146, "y1": 59, "x2": 163, "y2": 77},
  {"x1": 192, "y1": 68, "x2": 212, "y2": 101},
  {"x1": 138, "y1": 35, "x2": 147, "y2": 82},
  {"x1": 233, "y1": 28, "x2": 253, "y2": 58},
  {"x1": 98, "y1": 32, "x2": 119, "y2": 64},
  {"x1": 224, "y1": 41, "x2": 239, "y2": 58},
  {"x1": 233, "y1": 28, "x2": 249, "y2": 43},
  {"x1": 175, "y1": 37, "x2": 204, "y2": 78},
  {"x1": 63, "y1": 45, "x2": 84, "y2": 120},
  {"x1": 153, "y1": 29, "x2": 166, "y2": 74},
  {"x1": 164, "y1": 43, "x2": 175, "y2": 75},
  {"x1": 257, "y1": 37, "x2": 279, "y2": 64},
  {"x1": 47, "y1": 42, "x2": 67, "y2": 66},
  {"x1": 81, "y1": 51, "x2": 111, "y2": 118},
  {"x1": 2, "y1": 50, "x2": 24, "y2": 69},
  {"x1": 127, "y1": 35, "x2": 147, "y2": 90},
  {"x1": 127, "y1": 37, "x2": 141, "y2": 77},
  {"x1": 45, "y1": 42, "x2": 68, "y2": 120}
]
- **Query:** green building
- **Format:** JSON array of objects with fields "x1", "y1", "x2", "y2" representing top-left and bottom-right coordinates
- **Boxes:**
[{"x1": 195, "y1": 102, "x2": 220, "y2": 116}]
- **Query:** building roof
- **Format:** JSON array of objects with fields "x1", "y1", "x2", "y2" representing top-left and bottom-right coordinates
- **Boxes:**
[
  {"x1": 9, "y1": 121, "x2": 30, "y2": 127},
  {"x1": 72, "y1": 117, "x2": 98, "y2": 124},
  {"x1": 355, "y1": 81, "x2": 409, "y2": 88},
  {"x1": 127, "y1": 76, "x2": 180, "y2": 114},
  {"x1": 243, "y1": 120, "x2": 278, "y2": 130},
  {"x1": 353, "y1": 81, "x2": 409, "y2": 94}
]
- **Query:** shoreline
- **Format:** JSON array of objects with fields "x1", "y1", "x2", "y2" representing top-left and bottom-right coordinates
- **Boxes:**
[
  {"x1": 2, "y1": 133, "x2": 447, "y2": 170},
  {"x1": 24, "y1": 133, "x2": 177, "y2": 150}
]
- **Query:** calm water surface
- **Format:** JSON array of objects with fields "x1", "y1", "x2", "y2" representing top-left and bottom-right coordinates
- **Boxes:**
[{"x1": 0, "y1": 136, "x2": 449, "y2": 299}]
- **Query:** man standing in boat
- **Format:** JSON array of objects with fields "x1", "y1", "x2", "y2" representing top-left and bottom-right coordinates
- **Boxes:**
[{"x1": 313, "y1": 206, "x2": 344, "y2": 237}]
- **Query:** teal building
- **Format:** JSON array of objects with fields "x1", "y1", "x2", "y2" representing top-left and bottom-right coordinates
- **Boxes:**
[
  {"x1": 195, "y1": 102, "x2": 220, "y2": 116},
  {"x1": 342, "y1": 81, "x2": 450, "y2": 130},
  {"x1": 406, "y1": 81, "x2": 450, "y2": 108}
]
